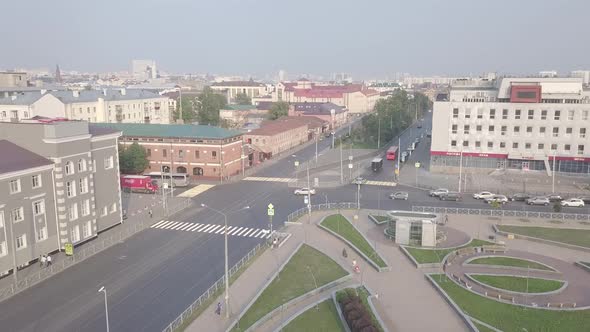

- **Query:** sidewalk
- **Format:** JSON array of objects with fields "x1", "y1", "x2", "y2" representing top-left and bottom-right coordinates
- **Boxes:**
[{"x1": 187, "y1": 209, "x2": 468, "y2": 332}]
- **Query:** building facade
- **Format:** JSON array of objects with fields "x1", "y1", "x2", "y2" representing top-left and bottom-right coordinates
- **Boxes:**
[
  {"x1": 210, "y1": 80, "x2": 270, "y2": 104},
  {"x1": 0, "y1": 140, "x2": 57, "y2": 276},
  {"x1": 92, "y1": 123, "x2": 244, "y2": 180},
  {"x1": 0, "y1": 119, "x2": 123, "y2": 252},
  {"x1": 430, "y1": 77, "x2": 590, "y2": 175},
  {"x1": 288, "y1": 102, "x2": 348, "y2": 129},
  {"x1": 244, "y1": 119, "x2": 310, "y2": 162},
  {"x1": 0, "y1": 72, "x2": 28, "y2": 88}
]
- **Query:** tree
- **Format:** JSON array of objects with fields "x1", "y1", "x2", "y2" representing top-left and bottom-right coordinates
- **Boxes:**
[
  {"x1": 269, "y1": 101, "x2": 289, "y2": 120},
  {"x1": 196, "y1": 87, "x2": 227, "y2": 125},
  {"x1": 119, "y1": 143, "x2": 149, "y2": 174},
  {"x1": 173, "y1": 95, "x2": 197, "y2": 123},
  {"x1": 234, "y1": 93, "x2": 252, "y2": 105}
]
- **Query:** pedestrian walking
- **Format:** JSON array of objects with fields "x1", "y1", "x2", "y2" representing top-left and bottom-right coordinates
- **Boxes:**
[
  {"x1": 40, "y1": 255, "x2": 46, "y2": 267},
  {"x1": 444, "y1": 215, "x2": 449, "y2": 225},
  {"x1": 215, "y1": 302, "x2": 222, "y2": 315},
  {"x1": 342, "y1": 248, "x2": 348, "y2": 258},
  {"x1": 46, "y1": 254, "x2": 52, "y2": 266},
  {"x1": 149, "y1": 209, "x2": 153, "y2": 218}
]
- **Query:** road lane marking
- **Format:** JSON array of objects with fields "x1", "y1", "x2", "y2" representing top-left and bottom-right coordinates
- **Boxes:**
[
  {"x1": 237, "y1": 228, "x2": 249, "y2": 236},
  {"x1": 229, "y1": 227, "x2": 243, "y2": 235},
  {"x1": 194, "y1": 224, "x2": 209, "y2": 232},
  {"x1": 149, "y1": 221, "x2": 270, "y2": 238},
  {"x1": 201, "y1": 224, "x2": 217, "y2": 233},
  {"x1": 207, "y1": 225, "x2": 222, "y2": 233},
  {"x1": 151, "y1": 220, "x2": 167, "y2": 228},
  {"x1": 167, "y1": 222, "x2": 184, "y2": 230},
  {"x1": 177, "y1": 184, "x2": 216, "y2": 198},
  {"x1": 242, "y1": 229, "x2": 255, "y2": 237},
  {"x1": 243, "y1": 177, "x2": 295, "y2": 183}
]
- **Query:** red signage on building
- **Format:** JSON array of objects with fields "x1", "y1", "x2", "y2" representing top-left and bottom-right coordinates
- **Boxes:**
[
  {"x1": 430, "y1": 151, "x2": 508, "y2": 159},
  {"x1": 510, "y1": 85, "x2": 542, "y2": 103}
]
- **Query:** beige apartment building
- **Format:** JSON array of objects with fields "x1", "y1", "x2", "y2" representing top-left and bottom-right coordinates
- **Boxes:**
[{"x1": 244, "y1": 119, "x2": 310, "y2": 162}]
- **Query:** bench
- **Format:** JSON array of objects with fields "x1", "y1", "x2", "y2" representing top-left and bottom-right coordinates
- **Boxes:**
[
  {"x1": 481, "y1": 245, "x2": 507, "y2": 253},
  {"x1": 484, "y1": 291, "x2": 514, "y2": 303},
  {"x1": 547, "y1": 302, "x2": 577, "y2": 308},
  {"x1": 457, "y1": 247, "x2": 474, "y2": 256}
]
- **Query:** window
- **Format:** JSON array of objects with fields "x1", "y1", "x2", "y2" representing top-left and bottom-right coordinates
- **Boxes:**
[
  {"x1": 487, "y1": 142, "x2": 493, "y2": 148},
  {"x1": 178, "y1": 149, "x2": 184, "y2": 158},
  {"x1": 463, "y1": 125, "x2": 470, "y2": 135},
  {"x1": 525, "y1": 143, "x2": 531, "y2": 149},
  {"x1": 475, "y1": 141, "x2": 481, "y2": 148},
  {"x1": 502, "y1": 109, "x2": 508, "y2": 119},
  {"x1": 451, "y1": 124, "x2": 457, "y2": 134},
  {"x1": 568, "y1": 110, "x2": 574, "y2": 120},
  {"x1": 102, "y1": 206, "x2": 108, "y2": 216},
  {"x1": 540, "y1": 126, "x2": 546, "y2": 134},
  {"x1": 78, "y1": 159, "x2": 86, "y2": 172},
  {"x1": 451, "y1": 140, "x2": 457, "y2": 147},
  {"x1": 538, "y1": 143, "x2": 544, "y2": 150},
  {"x1": 476, "y1": 125, "x2": 482, "y2": 132},
  {"x1": 477, "y1": 109, "x2": 483, "y2": 119},
  {"x1": 553, "y1": 127, "x2": 559, "y2": 137},
  {"x1": 0, "y1": 241, "x2": 6, "y2": 257},
  {"x1": 9, "y1": 179, "x2": 21, "y2": 194},
  {"x1": 66, "y1": 181, "x2": 76, "y2": 197},
  {"x1": 526, "y1": 126, "x2": 533, "y2": 134},
  {"x1": 83, "y1": 221, "x2": 92, "y2": 238},
  {"x1": 16, "y1": 235, "x2": 27, "y2": 250},
  {"x1": 0, "y1": 212, "x2": 3, "y2": 228},
  {"x1": 452, "y1": 108, "x2": 459, "y2": 118},
  {"x1": 147, "y1": 148, "x2": 151, "y2": 157},
  {"x1": 11, "y1": 207, "x2": 24, "y2": 223},
  {"x1": 68, "y1": 203, "x2": 78, "y2": 221},
  {"x1": 464, "y1": 109, "x2": 471, "y2": 119},
  {"x1": 513, "y1": 126, "x2": 520, "y2": 135},
  {"x1": 163, "y1": 149, "x2": 167, "y2": 158},
  {"x1": 566, "y1": 127, "x2": 573, "y2": 135},
  {"x1": 463, "y1": 141, "x2": 469, "y2": 147},
  {"x1": 212, "y1": 151, "x2": 217, "y2": 158},
  {"x1": 500, "y1": 142, "x2": 506, "y2": 148},
  {"x1": 580, "y1": 128, "x2": 586, "y2": 138},
  {"x1": 65, "y1": 161, "x2": 74, "y2": 175},
  {"x1": 565, "y1": 144, "x2": 571, "y2": 151},
  {"x1": 37, "y1": 227, "x2": 47, "y2": 242},
  {"x1": 81, "y1": 199, "x2": 90, "y2": 216},
  {"x1": 488, "y1": 125, "x2": 495, "y2": 132},
  {"x1": 512, "y1": 142, "x2": 519, "y2": 149},
  {"x1": 578, "y1": 145, "x2": 585, "y2": 155},
  {"x1": 541, "y1": 110, "x2": 547, "y2": 120},
  {"x1": 32, "y1": 174, "x2": 42, "y2": 188},
  {"x1": 515, "y1": 110, "x2": 521, "y2": 120},
  {"x1": 554, "y1": 110, "x2": 560, "y2": 120},
  {"x1": 583, "y1": 111, "x2": 589, "y2": 121},
  {"x1": 551, "y1": 144, "x2": 558, "y2": 151},
  {"x1": 195, "y1": 150, "x2": 200, "y2": 159},
  {"x1": 79, "y1": 177, "x2": 88, "y2": 194},
  {"x1": 528, "y1": 110, "x2": 534, "y2": 120},
  {"x1": 104, "y1": 156, "x2": 114, "y2": 169},
  {"x1": 111, "y1": 203, "x2": 117, "y2": 213},
  {"x1": 501, "y1": 126, "x2": 507, "y2": 136},
  {"x1": 33, "y1": 200, "x2": 45, "y2": 216},
  {"x1": 489, "y1": 109, "x2": 496, "y2": 119},
  {"x1": 71, "y1": 225, "x2": 80, "y2": 243}
]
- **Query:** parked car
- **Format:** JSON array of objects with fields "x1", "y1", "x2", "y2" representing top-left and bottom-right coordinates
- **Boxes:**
[
  {"x1": 547, "y1": 194, "x2": 563, "y2": 202},
  {"x1": 526, "y1": 196, "x2": 550, "y2": 206},
  {"x1": 485, "y1": 195, "x2": 508, "y2": 205},
  {"x1": 509, "y1": 193, "x2": 530, "y2": 201},
  {"x1": 389, "y1": 191, "x2": 409, "y2": 200},
  {"x1": 352, "y1": 177, "x2": 366, "y2": 185},
  {"x1": 561, "y1": 198, "x2": 585, "y2": 207},
  {"x1": 429, "y1": 188, "x2": 449, "y2": 197},
  {"x1": 473, "y1": 191, "x2": 495, "y2": 200},
  {"x1": 294, "y1": 188, "x2": 316, "y2": 195},
  {"x1": 440, "y1": 192, "x2": 462, "y2": 201}
]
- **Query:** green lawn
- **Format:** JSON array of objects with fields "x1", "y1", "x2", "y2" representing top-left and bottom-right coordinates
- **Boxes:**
[
  {"x1": 497, "y1": 225, "x2": 590, "y2": 248},
  {"x1": 369, "y1": 214, "x2": 390, "y2": 225},
  {"x1": 282, "y1": 300, "x2": 345, "y2": 332},
  {"x1": 472, "y1": 322, "x2": 496, "y2": 332},
  {"x1": 470, "y1": 274, "x2": 564, "y2": 293},
  {"x1": 467, "y1": 256, "x2": 555, "y2": 271},
  {"x1": 321, "y1": 214, "x2": 387, "y2": 268},
  {"x1": 232, "y1": 244, "x2": 347, "y2": 331},
  {"x1": 405, "y1": 239, "x2": 493, "y2": 264},
  {"x1": 335, "y1": 287, "x2": 384, "y2": 332},
  {"x1": 433, "y1": 275, "x2": 590, "y2": 331}
]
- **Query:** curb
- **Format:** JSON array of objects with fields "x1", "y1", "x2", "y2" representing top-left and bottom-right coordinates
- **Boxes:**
[
  {"x1": 424, "y1": 274, "x2": 479, "y2": 332},
  {"x1": 464, "y1": 273, "x2": 568, "y2": 296},
  {"x1": 272, "y1": 293, "x2": 334, "y2": 332},
  {"x1": 493, "y1": 224, "x2": 590, "y2": 253},
  {"x1": 368, "y1": 214, "x2": 390, "y2": 225},
  {"x1": 575, "y1": 261, "x2": 590, "y2": 273},
  {"x1": 318, "y1": 215, "x2": 390, "y2": 272},
  {"x1": 331, "y1": 284, "x2": 389, "y2": 332},
  {"x1": 462, "y1": 255, "x2": 560, "y2": 274}
]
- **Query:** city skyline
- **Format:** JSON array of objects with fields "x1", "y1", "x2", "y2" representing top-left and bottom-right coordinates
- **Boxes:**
[{"x1": 1, "y1": 0, "x2": 589, "y2": 79}]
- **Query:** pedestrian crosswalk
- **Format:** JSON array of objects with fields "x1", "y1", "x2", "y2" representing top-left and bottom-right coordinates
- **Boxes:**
[
  {"x1": 243, "y1": 177, "x2": 295, "y2": 183},
  {"x1": 177, "y1": 184, "x2": 216, "y2": 198},
  {"x1": 364, "y1": 180, "x2": 397, "y2": 187},
  {"x1": 150, "y1": 220, "x2": 272, "y2": 238}
]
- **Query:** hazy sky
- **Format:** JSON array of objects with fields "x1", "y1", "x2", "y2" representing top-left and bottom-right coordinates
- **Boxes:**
[{"x1": 1, "y1": 0, "x2": 589, "y2": 78}]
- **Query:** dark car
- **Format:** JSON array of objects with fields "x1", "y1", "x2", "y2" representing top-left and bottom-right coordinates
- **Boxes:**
[
  {"x1": 440, "y1": 192, "x2": 462, "y2": 201},
  {"x1": 509, "y1": 193, "x2": 530, "y2": 201},
  {"x1": 547, "y1": 194, "x2": 563, "y2": 202}
]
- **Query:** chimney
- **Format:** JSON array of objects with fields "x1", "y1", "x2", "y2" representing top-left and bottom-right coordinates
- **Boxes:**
[
  {"x1": 120, "y1": 88, "x2": 126, "y2": 96},
  {"x1": 73, "y1": 90, "x2": 80, "y2": 98}
]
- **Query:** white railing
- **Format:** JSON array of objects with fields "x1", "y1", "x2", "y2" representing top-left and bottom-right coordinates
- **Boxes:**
[
  {"x1": 412, "y1": 206, "x2": 590, "y2": 221},
  {"x1": 287, "y1": 202, "x2": 359, "y2": 222}
]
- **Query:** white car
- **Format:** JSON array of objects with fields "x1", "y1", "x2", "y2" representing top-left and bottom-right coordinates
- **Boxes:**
[
  {"x1": 294, "y1": 188, "x2": 316, "y2": 195},
  {"x1": 429, "y1": 188, "x2": 449, "y2": 197},
  {"x1": 485, "y1": 195, "x2": 508, "y2": 205},
  {"x1": 473, "y1": 191, "x2": 495, "y2": 200},
  {"x1": 561, "y1": 198, "x2": 585, "y2": 207}
]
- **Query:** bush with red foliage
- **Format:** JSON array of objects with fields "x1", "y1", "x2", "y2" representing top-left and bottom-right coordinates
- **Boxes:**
[{"x1": 337, "y1": 290, "x2": 379, "y2": 332}]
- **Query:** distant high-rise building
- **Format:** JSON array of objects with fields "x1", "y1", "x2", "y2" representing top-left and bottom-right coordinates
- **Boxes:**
[
  {"x1": 278, "y1": 70, "x2": 286, "y2": 82},
  {"x1": 539, "y1": 70, "x2": 558, "y2": 78},
  {"x1": 571, "y1": 70, "x2": 590, "y2": 85},
  {"x1": 131, "y1": 60, "x2": 157, "y2": 80},
  {"x1": 55, "y1": 64, "x2": 62, "y2": 83}
]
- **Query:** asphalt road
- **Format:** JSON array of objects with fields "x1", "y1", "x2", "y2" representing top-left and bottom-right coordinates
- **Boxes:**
[{"x1": 0, "y1": 114, "x2": 587, "y2": 332}]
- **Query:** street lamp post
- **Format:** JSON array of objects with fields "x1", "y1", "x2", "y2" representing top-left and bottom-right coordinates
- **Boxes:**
[
  {"x1": 200, "y1": 204, "x2": 250, "y2": 318},
  {"x1": 98, "y1": 286, "x2": 110, "y2": 332}
]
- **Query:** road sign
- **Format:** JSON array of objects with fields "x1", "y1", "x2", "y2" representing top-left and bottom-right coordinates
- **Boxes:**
[
  {"x1": 65, "y1": 243, "x2": 73, "y2": 256},
  {"x1": 304, "y1": 196, "x2": 309, "y2": 204},
  {"x1": 294, "y1": 161, "x2": 299, "y2": 167},
  {"x1": 314, "y1": 177, "x2": 319, "y2": 187},
  {"x1": 267, "y1": 203, "x2": 274, "y2": 216},
  {"x1": 348, "y1": 163, "x2": 353, "y2": 169},
  {"x1": 395, "y1": 169, "x2": 399, "y2": 175},
  {"x1": 415, "y1": 162, "x2": 421, "y2": 168},
  {"x1": 349, "y1": 155, "x2": 353, "y2": 161}
]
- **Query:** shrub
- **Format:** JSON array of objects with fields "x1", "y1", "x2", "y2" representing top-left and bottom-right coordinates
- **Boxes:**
[{"x1": 338, "y1": 292, "x2": 378, "y2": 332}]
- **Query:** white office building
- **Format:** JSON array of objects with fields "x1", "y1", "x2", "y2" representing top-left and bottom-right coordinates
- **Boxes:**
[
  {"x1": 131, "y1": 60, "x2": 157, "y2": 80},
  {"x1": 431, "y1": 76, "x2": 590, "y2": 175}
]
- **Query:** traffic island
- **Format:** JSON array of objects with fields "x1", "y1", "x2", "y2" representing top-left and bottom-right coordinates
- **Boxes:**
[
  {"x1": 427, "y1": 274, "x2": 590, "y2": 332},
  {"x1": 465, "y1": 256, "x2": 557, "y2": 272},
  {"x1": 280, "y1": 299, "x2": 346, "y2": 332},
  {"x1": 466, "y1": 274, "x2": 566, "y2": 295},
  {"x1": 319, "y1": 214, "x2": 389, "y2": 271},
  {"x1": 495, "y1": 225, "x2": 590, "y2": 251},
  {"x1": 401, "y1": 239, "x2": 494, "y2": 268},
  {"x1": 230, "y1": 243, "x2": 349, "y2": 332}
]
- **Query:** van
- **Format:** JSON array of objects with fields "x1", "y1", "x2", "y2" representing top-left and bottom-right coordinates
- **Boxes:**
[{"x1": 440, "y1": 192, "x2": 462, "y2": 201}]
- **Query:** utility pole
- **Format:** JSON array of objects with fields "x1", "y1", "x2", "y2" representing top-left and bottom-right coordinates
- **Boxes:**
[
  {"x1": 357, "y1": 183, "x2": 361, "y2": 210},
  {"x1": 178, "y1": 87, "x2": 183, "y2": 124},
  {"x1": 377, "y1": 111, "x2": 381, "y2": 149},
  {"x1": 307, "y1": 164, "x2": 311, "y2": 222},
  {"x1": 98, "y1": 287, "x2": 110, "y2": 332},
  {"x1": 220, "y1": 144, "x2": 224, "y2": 184},
  {"x1": 552, "y1": 153, "x2": 556, "y2": 193},
  {"x1": 340, "y1": 136, "x2": 343, "y2": 183},
  {"x1": 396, "y1": 137, "x2": 401, "y2": 181},
  {"x1": 458, "y1": 149, "x2": 463, "y2": 193},
  {"x1": 315, "y1": 133, "x2": 318, "y2": 165},
  {"x1": 9, "y1": 217, "x2": 17, "y2": 284},
  {"x1": 161, "y1": 171, "x2": 167, "y2": 216}
]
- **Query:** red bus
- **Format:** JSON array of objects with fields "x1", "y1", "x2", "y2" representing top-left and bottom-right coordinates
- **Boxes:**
[{"x1": 386, "y1": 146, "x2": 398, "y2": 160}]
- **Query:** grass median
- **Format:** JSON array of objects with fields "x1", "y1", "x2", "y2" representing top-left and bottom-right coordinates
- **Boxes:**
[
  {"x1": 432, "y1": 275, "x2": 590, "y2": 331},
  {"x1": 232, "y1": 244, "x2": 347, "y2": 331},
  {"x1": 497, "y1": 225, "x2": 590, "y2": 248},
  {"x1": 321, "y1": 214, "x2": 387, "y2": 268},
  {"x1": 467, "y1": 256, "x2": 555, "y2": 271},
  {"x1": 469, "y1": 274, "x2": 564, "y2": 293},
  {"x1": 282, "y1": 299, "x2": 345, "y2": 332},
  {"x1": 405, "y1": 239, "x2": 493, "y2": 264}
]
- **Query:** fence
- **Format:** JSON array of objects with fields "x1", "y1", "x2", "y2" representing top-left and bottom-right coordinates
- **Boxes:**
[
  {"x1": 161, "y1": 242, "x2": 264, "y2": 332},
  {"x1": 412, "y1": 206, "x2": 590, "y2": 221},
  {"x1": 286, "y1": 202, "x2": 359, "y2": 222},
  {"x1": 0, "y1": 199, "x2": 192, "y2": 303}
]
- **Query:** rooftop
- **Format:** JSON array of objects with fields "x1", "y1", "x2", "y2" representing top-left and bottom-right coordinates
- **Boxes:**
[
  {"x1": 90, "y1": 123, "x2": 242, "y2": 140},
  {"x1": 0, "y1": 88, "x2": 167, "y2": 106},
  {"x1": 211, "y1": 80, "x2": 265, "y2": 87},
  {"x1": 245, "y1": 118, "x2": 308, "y2": 136},
  {"x1": 0, "y1": 140, "x2": 53, "y2": 175},
  {"x1": 292, "y1": 102, "x2": 347, "y2": 114},
  {"x1": 223, "y1": 104, "x2": 257, "y2": 111}
]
